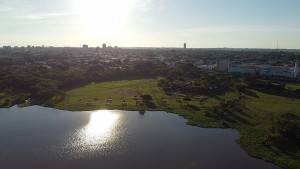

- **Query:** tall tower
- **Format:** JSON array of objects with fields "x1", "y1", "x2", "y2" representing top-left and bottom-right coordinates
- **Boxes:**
[{"x1": 184, "y1": 43, "x2": 186, "y2": 49}]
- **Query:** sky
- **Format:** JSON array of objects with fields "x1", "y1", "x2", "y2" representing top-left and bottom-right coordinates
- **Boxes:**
[{"x1": 1, "y1": 0, "x2": 300, "y2": 48}]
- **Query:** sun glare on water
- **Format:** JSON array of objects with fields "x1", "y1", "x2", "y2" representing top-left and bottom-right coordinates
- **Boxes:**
[
  {"x1": 73, "y1": 0, "x2": 135, "y2": 38},
  {"x1": 68, "y1": 110, "x2": 121, "y2": 154}
]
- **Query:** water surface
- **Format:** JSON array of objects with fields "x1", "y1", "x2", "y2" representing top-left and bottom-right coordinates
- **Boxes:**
[{"x1": 0, "y1": 106, "x2": 281, "y2": 169}]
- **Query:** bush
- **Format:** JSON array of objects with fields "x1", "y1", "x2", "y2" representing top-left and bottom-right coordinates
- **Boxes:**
[
  {"x1": 140, "y1": 94, "x2": 153, "y2": 102},
  {"x1": 273, "y1": 113, "x2": 300, "y2": 141},
  {"x1": 183, "y1": 97, "x2": 191, "y2": 101}
]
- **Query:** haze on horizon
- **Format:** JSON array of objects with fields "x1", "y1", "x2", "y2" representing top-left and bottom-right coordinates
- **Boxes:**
[{"x1": 1, "y1": 0, "x2": 300, "y2": 49}]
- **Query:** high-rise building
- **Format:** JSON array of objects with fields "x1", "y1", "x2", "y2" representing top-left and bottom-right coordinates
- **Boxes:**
[
  {"x1": 83, "y1": 44, "x2": 88, "y2": 50},
  {"x1": 184, "y1": 43, "x2": 186, "y2": 49},
  {"x1": 102, "y1": 43, "x2": 106, "y2": 49}
]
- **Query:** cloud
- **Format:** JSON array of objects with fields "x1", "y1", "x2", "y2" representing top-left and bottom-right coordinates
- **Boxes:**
[
  {"x1": 138, "y1": 19, "x2": 148, "y2": 22},
  {"x1": 137, "y1": 0, "x2": 153, "y2": 11},
  {"x1": 19, "y1": 12, "x2": 74, "y2": 20},
  {"x1": 0, "y1": 5, "x2": 14, "y2": 12},
  {"x1": 136, "y1": 0, "x2": 171, "y2": 11},
  {"x1": 182, "y1": 26, "x2": 300, "y2": 35},
  {"x1": 180, "y1": 32, "x2": 192, "y2": 37}
]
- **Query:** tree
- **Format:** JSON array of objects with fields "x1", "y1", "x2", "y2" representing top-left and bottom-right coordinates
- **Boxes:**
[
  {"x1": 140, "y1": 94, "x2": 152, "y2": 102},
  {"x1": 273, "y1": 113, "x2": 300, "y2": 141}
]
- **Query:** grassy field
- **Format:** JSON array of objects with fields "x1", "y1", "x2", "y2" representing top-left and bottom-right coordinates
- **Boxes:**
[
  {"x1": 285, "y1": 83, "x2": 300, "y2": 90},
  {"x1": 53, "y1": 78, "x2": 230, "y2": 127},
  {"x1": 54, "y1": 78, "x2": 188, "y2": 111},
  {"x1": 51, "y1": 78, "x2": 300, "y2": 169},
  {"x1": 53, "y1": 78, "x2": 220, "y2": 111},
  {"x1": 0, "y1": 93, "x2": 6, "y2": 106},
  {"x1": 236, "y1": 90, "x2": 300, "y2": 169},
  {"x1": 247, "y1": 90, "x2": 300, "y2": 118}
]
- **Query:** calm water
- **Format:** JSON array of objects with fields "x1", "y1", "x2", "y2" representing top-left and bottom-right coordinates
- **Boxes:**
[{"x1": 0, "y1": 106, "x2": 281, "y2": 169}]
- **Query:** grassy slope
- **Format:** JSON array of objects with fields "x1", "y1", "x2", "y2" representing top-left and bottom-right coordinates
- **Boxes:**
[
  {"x1": 0, "y1": 93, "x2": 4, "y2": 105},
  {"x1": 52, "y1": 78, "x2": 300, "y2": 169},
  {"x1": 236, "y1": 90, "x2": 300, "y2": 169},
  {"x1": 285, "y1": 83, "x2": 300, "y2": 90}
]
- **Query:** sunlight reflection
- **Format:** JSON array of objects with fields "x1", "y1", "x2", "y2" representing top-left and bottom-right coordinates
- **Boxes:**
[{"x1": 78, "y1": 110, "x2": 120, "y2": 150}]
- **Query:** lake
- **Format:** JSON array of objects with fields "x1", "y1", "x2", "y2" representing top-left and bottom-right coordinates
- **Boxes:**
[{"x1": 0, "y1": 106, "x2": 281, "y2": 169}]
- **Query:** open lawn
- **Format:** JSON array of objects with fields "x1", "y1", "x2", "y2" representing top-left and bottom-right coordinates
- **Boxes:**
[
  {"x1": 237, "y1": 90, "x2": 300, "y2": 169},
  {"x1": 247, "y1": 90, "x2": 300, "y2": 117},
  {"x1": 53, "y1": 78, "x2": 232, "y2": 128},
  {"x1": 285, "y1": 83, "x2": 300, "y2": 90},
  {"x1": 54, "y1": 78, "x2": 184, "y2": 111},
  {"x1": 54, "y1": 78, "x2": 224, "y2": 112}
]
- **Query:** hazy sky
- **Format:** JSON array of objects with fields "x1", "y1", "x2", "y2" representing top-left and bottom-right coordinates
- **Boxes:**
[{"x1": 1, "y1": 0, "x2": 300, "y2": 48}]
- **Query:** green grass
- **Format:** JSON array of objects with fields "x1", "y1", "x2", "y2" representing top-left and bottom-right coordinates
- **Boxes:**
[
  {"x1": 54, "y1": 78, "x2": 184, "y2": 111},
  {"x1": 237, "y1": 90, "x2": 300, "y2": 169},
  {"x1": 247, "y1": 90, "x2": 300, "y2": 116},
  {"x1": 285, "y1": 83, "x2": 300, "y2": 90},
  {"x1": 0, "y1": 98, "x2": 5, "y2": 106},
  {"x1": 52, "y1": 78, "x2": 226, "y2": 127}
]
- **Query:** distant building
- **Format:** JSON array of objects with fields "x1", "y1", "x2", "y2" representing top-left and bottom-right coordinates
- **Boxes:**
[
  {"x1": 83, "y1": 44, "x2": 88, "y2": 50},
  {"x1": 228, "y1": 63, "x2": 300, "y2": 79},
  {"x1": 102, "y1": 43, "x2": 107, "y2": 49},
  {"x1": 2, "y1": 46, "x2": 11, "y2": 51},
  {"x1": 184, "y1": 43, "x2": 186, "y2": 49},
  {"x1": 194, "y1": 60, "x2": 204, "y2": 68},
  {"x1": 198, "y1": 65, "x2": 215, "y2": 71},
  {"x1": 216, "y1": 59, "x2": 229, "y2": 71},
  {"x1": 228, "y1": 66, "x2": 255, "y2": 75},
  {"x1": 294, "y1": 62, "x2": 299, "y2": 78},
  {"x1": 96, "y1": 46, "x2": 100, "y2": 52}
]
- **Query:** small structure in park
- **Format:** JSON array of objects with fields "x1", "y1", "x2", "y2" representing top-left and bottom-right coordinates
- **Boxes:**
[{"x1": 106, "y1": 98, "x2": 112, "y2": 103}]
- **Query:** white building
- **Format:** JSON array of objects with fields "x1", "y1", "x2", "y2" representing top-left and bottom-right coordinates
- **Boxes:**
[{"x1": 228, "y1": 62, "x2": 300, "y2": 79}]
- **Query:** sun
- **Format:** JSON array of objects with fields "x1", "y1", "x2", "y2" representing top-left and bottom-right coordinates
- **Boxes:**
[{"x1": 73, "y1": 0, "x2": 135, "y2": 39}]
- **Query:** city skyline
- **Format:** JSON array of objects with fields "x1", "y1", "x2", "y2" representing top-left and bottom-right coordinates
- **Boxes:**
[{"x1": 1, "y1": 0, "x2": 300, "y2": 49}]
